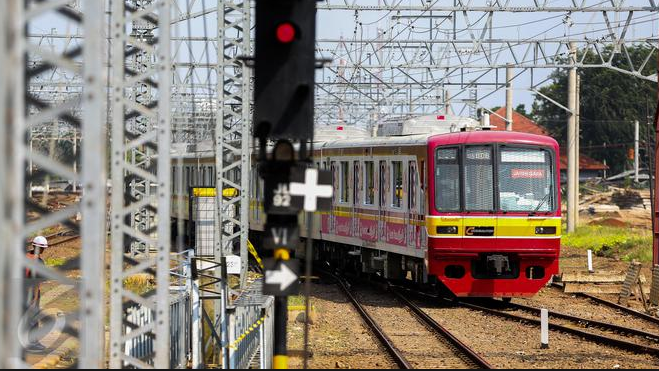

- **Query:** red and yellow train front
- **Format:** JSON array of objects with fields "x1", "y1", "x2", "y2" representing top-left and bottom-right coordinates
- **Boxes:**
[{"x1": 427, "y1": 131, "x2": 561, "y2": 297}]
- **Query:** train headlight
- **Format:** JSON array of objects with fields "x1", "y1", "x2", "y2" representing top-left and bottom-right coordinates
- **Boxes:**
[
  {"x1": 535, "y1": 226, "x2": 556, "y2": 235},
  {"x1": 437, "y1": 226, "x2": 458, "y2": 234}
]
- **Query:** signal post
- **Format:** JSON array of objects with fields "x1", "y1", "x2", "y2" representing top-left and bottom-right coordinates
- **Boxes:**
[{"x1": 253, "y1": 0, "x2": 331, "y2": 368}]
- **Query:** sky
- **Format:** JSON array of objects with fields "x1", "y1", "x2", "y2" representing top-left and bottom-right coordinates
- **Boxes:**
[{"x1": 29, "y1": 0, "x2": 659, "y2": 126}]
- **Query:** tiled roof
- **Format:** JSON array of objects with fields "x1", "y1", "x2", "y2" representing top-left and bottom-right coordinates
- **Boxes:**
[
  {"x1": 489, "y1": 107, "x2": 608, "y2": 171},
  {"x1": 489, "y1": 108, "x2": 549, "y2": 136},
  {"x1": 559, "y1": 150, "x2": 609, "y2": 171}
]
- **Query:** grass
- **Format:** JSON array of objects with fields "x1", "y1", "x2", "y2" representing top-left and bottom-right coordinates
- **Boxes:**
[
  {"x1": 123, "y1": 274, "x2": 155, "y2": 295},
  {"x1": 563, "y1": 225, "x2": 652, "y2": 262},
  {"x1": 44, "y1": 257, "x2": 67, "y2": 268}
]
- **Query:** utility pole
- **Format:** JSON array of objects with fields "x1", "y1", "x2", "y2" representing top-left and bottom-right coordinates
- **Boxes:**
[
  {"x1": 72, "y1": 129, "x2": 77, "y2": 192},
  {"x1": 575, "y1": 72, "x2": 581, "y2": 226},
  {"x1": 635, "y1": 120, "x2": 640, "y2": 183},
  {"x1": 506, "y1": 63, "x2": 513, "y2": 131},
  {"x1": 653, "y1": 24, "x2": 659, "y2": 265},
  {"x1": 567, "y1": 42, "x2": 578, "y2": 233}
]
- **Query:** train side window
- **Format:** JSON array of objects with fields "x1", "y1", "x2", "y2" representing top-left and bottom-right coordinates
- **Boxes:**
[
  {"x1": 353, "y1": 161, "x2": 360, "y2": 205},
  {"x1": 464, "y1": 146, "x2": 494, "y2": 211},
  {"x1": 420, "y1": 161, "x2": 426, "y2": 215},
  {"x1": 409, "y1": 161, "x2": 418, "y2": 212},
  {"x1": 391, "y1": 161, "x2": 403, "y2": 208},
  {"x1": 171, "y1": 167, "x2": 176, "y2": 194},
  {"x1": 364, "y1": 161, "x2": 375, "y2": 205},
  {"x1": 379, "y1": 161, "x2": 387, "y2": 208},
  {"x1": 210, "y1": 166, "x2": 216, "y2": 187},
  {"x1": 339, "y1": 161, "x2": 349, "y2": 203},
  {"x1": 435, "y1": 148, "x2": 460, "y2": 212}
]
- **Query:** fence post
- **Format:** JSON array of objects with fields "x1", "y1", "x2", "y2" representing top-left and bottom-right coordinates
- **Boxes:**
[{"x1": 191, "y1": 251, "x2": 203, "y2": 368}]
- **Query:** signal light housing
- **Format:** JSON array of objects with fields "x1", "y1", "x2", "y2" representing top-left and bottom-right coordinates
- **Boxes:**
[{"x1": 254, "y1": 0, "x2": 317, "y2": 141}]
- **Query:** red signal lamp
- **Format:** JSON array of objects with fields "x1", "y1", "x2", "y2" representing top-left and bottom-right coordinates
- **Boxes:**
[{"x1": 276, "y1": 23, "x2": 296, "y2": 43}]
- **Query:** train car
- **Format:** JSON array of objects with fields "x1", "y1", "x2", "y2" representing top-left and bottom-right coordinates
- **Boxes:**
[{"x1": 174, "y1": 116, "x2": 561, "y2": 298}]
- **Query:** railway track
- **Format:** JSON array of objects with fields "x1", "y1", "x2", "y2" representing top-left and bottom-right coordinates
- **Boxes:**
[
  {"x1": 326, "y1": 271, "x2": 412, "y2": 369},
  {"x1": 550, "y1": 282, "x2": 659, "y2": 327},
  {"x1": 458, "y1": 299, "x2": 659, "y2": 357},
  {"x1": 42, "y1": 229, "x2": 80, "y2": 248},
  {"x1": 503, "y1": 300, "x2": 659, "y2": 346},
  {"x1": 389, "y1": 288, "x2": 493, "y2": 369},
  {"x1": 393, "y1": 284, "x2": 659, "y2": 358},
  {"x1": 324, "y1": 270, "x2": 492, "y2": 369}
]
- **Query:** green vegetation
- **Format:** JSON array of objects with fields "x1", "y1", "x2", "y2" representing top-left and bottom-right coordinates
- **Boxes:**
[
  {"x1": 44, "y1": 257, "x2": 67, "y2": 268},
  {"x1": 123, "y1": 274, "x2": 155, "y2": 295},
  {"x1": 563, "y1": 226, "x2": 652, "y2": 262},
  {"x1": 288, "y1": 295, "x2": 306, "y2": 307},
  {"x1": 531, "y1": 44, "x2": 657, "y2": 175}
]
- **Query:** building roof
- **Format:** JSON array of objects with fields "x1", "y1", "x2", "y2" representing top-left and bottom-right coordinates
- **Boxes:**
[
  {"x1": 489, "y1": 108, "x2": 549, "y2": 136},
  {"x1": 490, "y1": 107, "x2": 608, "y2": 171},
  {"x1": 559, "y1": 150, "x2": 609, "y2": 171}
]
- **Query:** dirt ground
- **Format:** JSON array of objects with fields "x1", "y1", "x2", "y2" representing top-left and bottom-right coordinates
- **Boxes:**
[
  {"x1": 287, "y1": 281, "x2": 394, "y2": 369},
  {"x1": 578, "y1": 187, "x2": 652, "y2": 229}
]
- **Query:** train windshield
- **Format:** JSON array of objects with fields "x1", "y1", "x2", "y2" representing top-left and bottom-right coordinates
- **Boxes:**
[
  {"x1": 498, "y1": 147, "x2": 554, "y2": 212},
  {"x1": 435, "y1": 145, "x2": 555, "y2": 213}
]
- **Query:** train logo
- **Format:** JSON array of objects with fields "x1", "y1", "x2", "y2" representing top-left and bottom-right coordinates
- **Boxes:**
[{"x1": 465, "y1": 226, "x2": 495, "y2": 237}]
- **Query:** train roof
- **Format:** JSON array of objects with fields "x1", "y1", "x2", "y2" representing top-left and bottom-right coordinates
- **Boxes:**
[
  {"x1": 429, "y1": 130, "x2": 559, "y2": 148},
  {"x1": 316, "y1": 129, "x2": 558, "y2": 151}
]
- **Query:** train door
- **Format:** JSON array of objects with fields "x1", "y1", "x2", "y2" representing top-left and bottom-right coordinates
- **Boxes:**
[
  {"x1": 408, "y1": 161, "x2": 419, "y2": 249},
  {"x1": 353, "y1": 161, "x2": 361, "y2": 237},
  {"x1": 330, "y1": 161, "x2": 338, "y2": 234},
  {"x1": 378, "y1": 160, "x2": 387, "y2": 241}
]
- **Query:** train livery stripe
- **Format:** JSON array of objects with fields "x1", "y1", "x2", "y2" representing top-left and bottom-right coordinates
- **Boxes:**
[{"x1": 426, "y1": 216, "x2": 561, "y2": 238}]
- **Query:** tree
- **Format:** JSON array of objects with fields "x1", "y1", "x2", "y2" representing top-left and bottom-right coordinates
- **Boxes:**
[
  {"x1": 531, "y1": 45, "x2": 657, "y2": 175},
  {"x1": 515, "y1": 104, "x2": 528, "y2": 116}
]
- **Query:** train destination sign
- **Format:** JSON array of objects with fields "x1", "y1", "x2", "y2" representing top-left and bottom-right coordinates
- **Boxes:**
[{"x1": 263, "y1": 258, "x2": 300, "y2": 296}]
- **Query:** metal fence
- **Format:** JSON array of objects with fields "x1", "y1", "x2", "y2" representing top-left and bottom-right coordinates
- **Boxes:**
[
  {"x1": 124, "y1": 292, "x2": 191, "y2": 368},
  {"x1": 124, "y1": 250, "x2": 197, "y2": 368},
  {"x1": 229, "y1": 279, "x2": 274, "y2": 369},
  {"x1": 191, "y1": 190, "x2": 215, "y2": 257}
]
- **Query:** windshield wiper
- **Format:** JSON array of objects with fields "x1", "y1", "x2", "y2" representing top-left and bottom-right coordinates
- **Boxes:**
[{"x1": 529, "y1": 189, "x2": 551, "y2": 216}]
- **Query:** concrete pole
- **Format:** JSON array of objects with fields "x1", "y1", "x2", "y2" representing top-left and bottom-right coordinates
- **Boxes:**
[
  {"x1": 72, "y1": 130, "x2": 77, "y2": 192},
  {"x1": 567, "y1": 42, "x2": 578, "y2": 233},
  {"x1": 444, "y1": 88, "x2": 452, "y2": 115},
  {"x1": 28, "y1": 136, "x2": 33, "y2": 198},
  {"x1": 635, "y1": 120, "x2": 640, "y2": 183},
  {"x1": 575, "y1": 73, "x2": 581, "y2": 226},
  {"x1": 506, "y1": 63, "x2": 513, "y2": 131}
]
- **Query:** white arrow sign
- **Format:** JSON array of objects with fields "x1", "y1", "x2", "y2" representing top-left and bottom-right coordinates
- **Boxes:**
[{"x1": 265, "y1": 263, "x2": 298, "y2": 291}]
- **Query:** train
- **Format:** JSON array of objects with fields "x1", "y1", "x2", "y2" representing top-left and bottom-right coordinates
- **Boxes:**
[{"x1": 171, "y1": 114, "x2": 561, "y2": 298}]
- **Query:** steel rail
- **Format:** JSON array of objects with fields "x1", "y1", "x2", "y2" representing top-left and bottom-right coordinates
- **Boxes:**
[
  {"x1": 390, "y1": 288, "x2": 493, "y2": 369},
  {"x1": 503, "y1": 300, "x2": 659, "y2": 342},
  {"x1": 321, "y1": 270, "x2": 413, "y2": 369},
  {"x1": 458, "y1": 300, "x2": 659, "y2": 357},
  {"x1": 551, "y1": 282, "x2": 659, "y2": 327},
  {"x1": 48, "y1": 235, "x2": 80, "y2": 248}
]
